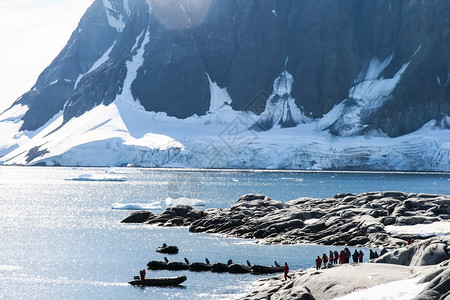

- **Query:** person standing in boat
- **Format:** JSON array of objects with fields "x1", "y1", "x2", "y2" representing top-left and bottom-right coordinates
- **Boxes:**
[
  {"x1": 284, "y1": 262, "x2": 291, "y2": 280},
  {"x1": 140, "y1": 269, "x2": 146, "y2": 280}
]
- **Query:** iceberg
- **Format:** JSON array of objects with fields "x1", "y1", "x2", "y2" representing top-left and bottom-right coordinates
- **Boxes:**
[
  {"x1": 66, "y1": 174, "x2": 127, "y2": 182},
  {"x1": 165, "y1": 197, "x2": 206, "y2": 207},
  {"x1": 111, "y1": 202, "x2": 162, "y2": 210}
]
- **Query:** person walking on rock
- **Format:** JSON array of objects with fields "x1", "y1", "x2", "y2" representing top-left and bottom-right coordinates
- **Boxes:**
[
  {"x1": 322, "y1": 253, "x2": 328, "y2": 268},
  {"x1": 352, "y1": 250, "x2": 359, "y2": 263},
  {"x1": 345, "y1": 248, "x2": 351, "y2": 263},
  {"x1": 315, "y1": 256, "x2": 322, "y2": 270},
  {"x1": 339, "y1": 250, "x2": 345, "y2": 264},
  {"x1": 284, "y1": 262, "x2": 291, "y2": 280}
]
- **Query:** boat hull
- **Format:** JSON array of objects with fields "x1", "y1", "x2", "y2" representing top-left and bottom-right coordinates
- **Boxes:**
[
  {"x1": 128, "y1": 275, "x2": 187, "y2": 286},
  {"x1": 156, "y1": 246, "x2": 179, "y2": 254}
]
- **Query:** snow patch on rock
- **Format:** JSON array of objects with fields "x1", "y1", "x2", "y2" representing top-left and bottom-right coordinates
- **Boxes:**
[
  {"x1": 102, "y1": 0, "x2": 126, "y2": 32},
  {"x1": 75, "y1": 41, "x2": 116, "y2": 90},
  {"x1": 206, "y1": 73, "x2": 232, "y2": 113},
  {"x1": 252, "y1": 69, "x2": 310, "y2": 131},
  {"x1": 323, "y1": 55, "x2": 410, "y2": 137}
]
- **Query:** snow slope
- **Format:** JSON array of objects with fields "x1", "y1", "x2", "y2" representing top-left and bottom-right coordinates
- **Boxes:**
[
  {"x1": 1, "y1": 95, "x2": 449, "y2": 171},
  {"x1": 1, "y1": 50, "x2": 449, "y2": 170}
]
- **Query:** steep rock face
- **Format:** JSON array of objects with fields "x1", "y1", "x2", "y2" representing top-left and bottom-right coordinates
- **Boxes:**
[
  {"x1": 7, "y1": 0, "x2": 450, "y2": 137},
  {"x1": 18, "y1": 0, "x2": 120, "y2": 131}
]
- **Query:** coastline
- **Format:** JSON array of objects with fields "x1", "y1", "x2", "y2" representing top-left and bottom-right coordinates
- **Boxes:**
[{"x1": 122, "y1": 191, "x2": 450, "y2": 299}]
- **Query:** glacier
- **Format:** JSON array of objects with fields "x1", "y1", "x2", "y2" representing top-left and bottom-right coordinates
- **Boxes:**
[
  {"x1": 1, "y1": 92, "x2": 449, "y2": 170},
  {"x1": 0, "y1": 47, "x2": 449, "y2": 171}
]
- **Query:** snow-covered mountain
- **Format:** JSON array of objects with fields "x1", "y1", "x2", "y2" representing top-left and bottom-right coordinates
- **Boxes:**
[{"x1": 0, "y1": 0, "x2": 449, "y2": 170}]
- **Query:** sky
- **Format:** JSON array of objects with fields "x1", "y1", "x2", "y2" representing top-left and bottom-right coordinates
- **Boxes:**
[{"x1": 0, "y1": 0, "x2": 95, "y2": 112}]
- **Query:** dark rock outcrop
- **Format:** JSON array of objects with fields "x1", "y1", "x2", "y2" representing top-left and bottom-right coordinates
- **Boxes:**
[
  {"x1": 121, "y1": 211, "x2": 154, "y2": 223},
  {"x1": 122, "y1": 192, "x2": 450, "y2": 248}
]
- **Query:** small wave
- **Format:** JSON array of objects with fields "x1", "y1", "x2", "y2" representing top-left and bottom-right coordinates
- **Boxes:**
[
  {"x1": 112, "y1": 202, "x2": 163, "y2": 210},
  {"x1": 281, "y1": 177, "x2": 304, "y2": 182},
  {"x1": 0, "y1": 265, "x2": 23, "y2": 271},
  {"x1": 165, "y1": 197, "x2": 206, "y2": 207}
]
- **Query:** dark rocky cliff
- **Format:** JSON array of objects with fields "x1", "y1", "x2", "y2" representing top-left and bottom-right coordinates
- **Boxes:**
[{"x1": 10, "y1": 0, "x2": 449, "y2": 137}]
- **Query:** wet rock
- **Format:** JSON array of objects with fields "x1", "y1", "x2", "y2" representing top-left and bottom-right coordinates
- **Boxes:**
[
  {"x1": 122, "y1": 192, "x2": 450, "y2": 248},
  {"x1": 121, "y1": 211, "x2": 153, "y2": 223}
]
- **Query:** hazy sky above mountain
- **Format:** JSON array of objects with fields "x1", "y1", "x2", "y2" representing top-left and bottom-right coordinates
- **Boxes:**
[{"x1": 0, "y1": 0, "x2": 94, "y2": 112}]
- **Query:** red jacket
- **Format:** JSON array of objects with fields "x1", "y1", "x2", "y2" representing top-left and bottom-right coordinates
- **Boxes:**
[{"x1": 315, "y1": 257, "x2": 322, "y2": 266}]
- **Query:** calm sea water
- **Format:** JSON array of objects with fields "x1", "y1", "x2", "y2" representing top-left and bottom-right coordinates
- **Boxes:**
[{"x1": 0, "y1": 167, "x2": 449, "y2": 299}]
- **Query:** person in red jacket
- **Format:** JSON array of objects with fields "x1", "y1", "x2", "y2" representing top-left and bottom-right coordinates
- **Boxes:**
[
  {"x1": 315, "y1": 256, "x2": 322, "y2": 270},
  {"x1": 284, "y1": 262, "x2": 291, "y2": 280},
  {"x1": 139, "y1": 269, "x2": 146, "y2": 280}
]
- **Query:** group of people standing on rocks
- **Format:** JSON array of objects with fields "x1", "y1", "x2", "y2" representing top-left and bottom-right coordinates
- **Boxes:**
[
  {"x1": 315, "y1": 248, "x2": 364, "y2": 270},
  {"x1": 315, "y1": 247, "x2": 389, "y2": 270},
  {"x1": 370, "y1": 248, "x2": 387, "y2": 259}
]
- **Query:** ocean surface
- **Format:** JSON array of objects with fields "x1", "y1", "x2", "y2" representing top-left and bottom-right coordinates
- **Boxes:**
[{"x1": 0, "y1": 166, "x2": 449, "y2": 299}]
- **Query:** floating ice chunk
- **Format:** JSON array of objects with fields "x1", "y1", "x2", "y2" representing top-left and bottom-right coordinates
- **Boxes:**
[
  {"x1": 105, "y1": 167, "x2": 140, "y2": 174},
  {"x1": 281, "y1": 177, "x2": 304, "y2": 182},
  {"x1": 66, "y1": 174, "x2": 127, "y2": 182},
  {"x1": 272, "y1": 10, "x2": 277, "y2": 16},
  {"x1": 165, "y1": 197, "x2": 206, "y2": 207},
  {"x1": 111, "y1": 202, "x2": 162, "y2": 210}
]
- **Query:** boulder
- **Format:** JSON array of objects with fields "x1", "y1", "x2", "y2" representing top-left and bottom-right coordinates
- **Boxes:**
[
  {"x1": 412, "y1": 262, "x2": 450, "y2": 300},
  {"x1": 121, "y1": 211, "x2": 153, "y2": 223},
  {"x1": 375, "y1": 236, "x2": 450, "y2": 266}
]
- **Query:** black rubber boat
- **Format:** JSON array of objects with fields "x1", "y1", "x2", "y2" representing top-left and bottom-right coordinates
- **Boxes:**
[
  {"x1": 188, "y1": 258, "x2": 211, "y2": 272},
  {"x1": 147, "y1": 260, "x2": 168, "y2": 270},
  {"x1": 251, "y1": 265, "x2": 284, "y2": 274},
  {"x1": 128, "y1": 275, "x2": 187, "y2": 287},
  {"x1": 156, "y1": 245, "x2": 179, "y2": 254},
  {"x1": 228, "y1": 263, "x2": 251, "y2": 274},
  {"x1": 166, "y1": 258, "x2": 189, "y2": 270},
  {"x1": 210, "y1": 262, "x2": 229, "y2": 273}
]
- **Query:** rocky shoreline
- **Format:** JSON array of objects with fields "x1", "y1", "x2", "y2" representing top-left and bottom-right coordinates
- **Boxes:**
[
  {"x1": 123, "y1": 192, "x2": 450, "y2": 248},
  {"x1": 122, "y1": 191, "x2": 450, "y2": 299},
  {"x1": 242, "y1": 236, "x2": 450, "y2": 299}
]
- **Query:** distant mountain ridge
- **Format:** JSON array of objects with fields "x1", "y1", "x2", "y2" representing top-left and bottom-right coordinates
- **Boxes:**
[{"x1": 0, "y1": 0, "x2": 449, "y2": 170}]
